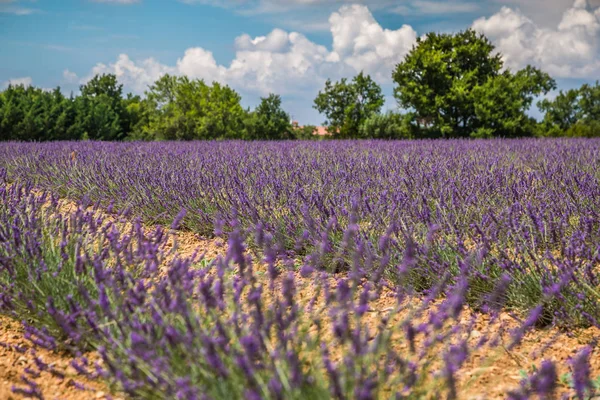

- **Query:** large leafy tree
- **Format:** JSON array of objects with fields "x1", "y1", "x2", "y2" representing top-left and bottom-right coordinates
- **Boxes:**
[
  {"x1": 141, "y1": 75, "x2": 247, "y2": 140},
  {"x1": 539, "y1": 81, "x2": 600, "y2": 137},
  {"x1": 358, "y1": 111, "x2": 414, "y2": 139},
  {"x1": 201, "y1": 82, "x2": 247, "y2": 140},
  {"x1": 538, "y1": 89, "x2": 581, "y2": 134},
  {"x1": 75, "y1": 74, "x2": 131, "y2": 140},
  {"x1": 245, "y1": 94, "x2": 292, "y2": 140},
  {"x1": 472, "y1": 66, "x2": 555, "y2": 137},
  {"x1": 313, "y1": 72, "x2": 385, "y2": 138},
  {"x1": 578, "y1": 81, "x2": 600, "y2": 124},
  {"x1": 392, "y1": 29, "x2": 555, "y2": 138},
  {"x1": 0, "y1": 84, "x2": 80, "y2": 141}
]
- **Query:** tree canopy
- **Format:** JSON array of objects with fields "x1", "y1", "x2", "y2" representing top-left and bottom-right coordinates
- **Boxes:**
[
  {"x1": 136, "y1": 75, "x2": 247, "y2": 140},
  {"x1": 0, "y1": 74, "x2": 299, "y2": 141},
  {"x1": 0, "y1": 85, "x2": 79, "y2": 141},
  {"x1": 392, "y1": 29, "x2": 556, "y2": 138},
  {"x1": 244, "y1": 94, "x2": 292, "y2": 140},
  {"x1": 538, "y1": 81, "x2": 600, "y2": 137},
  {"x1": 313, "y1": 72, "x2": 385, "y2": 138}
]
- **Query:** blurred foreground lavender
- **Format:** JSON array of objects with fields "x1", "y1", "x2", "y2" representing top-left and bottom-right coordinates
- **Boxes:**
[{"x1": 1, "y1": 180, "x2": 597, "y2": 399}]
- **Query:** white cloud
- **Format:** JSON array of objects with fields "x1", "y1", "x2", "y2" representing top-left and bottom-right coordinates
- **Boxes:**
[
  {"x1": 62, "y1": 69, "x2": 79, "y2": 84},
  {"x1": 74, "y1": 5, "x2": 412, "y2": 97},
  {"x1": 2, "y1": 77, "x2": 33, "y2": 88},
  {"x1": 227, "y1": 30, "x2": 346, "y2": 95},
  {"x1": 0, "y1": 0, "x2": 39, "y2": 14},
  {"x1": 0, "y1": 6, "x2": 38, "y2": 14},
  {"x1": 393, "y1": 1, "x2": 479, "y2": 15},
  {"x1": 489, "y1": 0, "x2": 600, "y2": 27},
  {"x1": 234, "y1": 29, "x2": 292, "y2": 52},
  {"x1": 329, "y1": 5, "x2": 417, "y2": 81},
  {"x1": 86, "y1": 54, "x2": 175, "y2": 92},
  {"x1": 472, "y1": 0, "x2": 600, "y2": 78},
  {"x1": 91, "y1": 0, "x2": 141, "y2": 4},
  {"x1": 68, "y1": 1, "x2": 600, "y2": 124},
  {"x1": 175, "y1": 48, "x2": 225, "y2": 82}
]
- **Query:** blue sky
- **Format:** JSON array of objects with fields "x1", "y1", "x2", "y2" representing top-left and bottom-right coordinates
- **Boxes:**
[{"x1": 1, "y1": 0, "x2": 599, "y2": 124}]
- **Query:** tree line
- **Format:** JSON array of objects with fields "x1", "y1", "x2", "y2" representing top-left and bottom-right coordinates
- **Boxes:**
[
  {"x1": 0, "y1": 74, "x2": 298, "y2": 141},
  {"x1": 1, "y1": 29, "x2": 598, "y2": 141}
]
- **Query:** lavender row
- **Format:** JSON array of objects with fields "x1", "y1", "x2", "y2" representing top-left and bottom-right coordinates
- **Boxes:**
[
  {"x1": 0, "y1": 180, "x2": 597, "y2": 399},
  {"x1": 0, "y1": 140, "x2": 599, "y2": 328}
]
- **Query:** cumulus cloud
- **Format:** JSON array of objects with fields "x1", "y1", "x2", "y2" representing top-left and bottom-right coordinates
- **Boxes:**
[
  {"x1": 490, "y1": 0, "x2": 600, "y2": 27},
  {"x1": 91, "y1": 0, "x2": 141, "y2": 4},
  {"x1": 86, "y1": 54, "x2": 175, "y2": 92},
  {"x1": 234, "y1": 29, "x2": 292, "y2": 52},
  {"x1": 473, "y1": 0, "x2": 600, "y2": 78},
  {"x1": 62, "y1": 69, "x2": 79, "y2": 84},
  {"x1": 67, "y1": 0, "x2": 600, "y2": 123},
  {"x1": 2, "y1": 77, "x2": 33, "y2": 88},
  {"x1": 329, "y1": 5, "x2": 417, "y2": 81},
  {"x1": 73, "y1": 5, "x2": 414, "y2": 97}
]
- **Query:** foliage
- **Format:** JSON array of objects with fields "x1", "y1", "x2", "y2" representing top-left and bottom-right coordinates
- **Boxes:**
[
  {"x1": 2, "y1": 32, "x2": 600, "y2": 141},
  {"x1": 138, "y1": 75, "x2": 248, "y2": 140},
  {"x1": 1, "y1": 175, "x2": 597, "y2": 400},
  {"x1": 392, "y1": 29, "x2": 556, "y2": 138},
  {"x1": 74, "y1": 74, "x2": 125, "y2": 140},
  {"x1": 313, "y1": 72, "x2": 385, "y2": 138},
  {"x1": 244, "y1": 94, "x2": 293, "y2": 140},
  {"x1": 292, "y1": 124, "x2": 319, "y2": 140},
  {"x1": 538, "y1": 81, "x2": 600, "y2": 137},
  {"x1": 0, "y1": 74, "x2": 140, "y2": 141},
  {"x1": 0, "y1": 85, "x2": 80, "y2": 141},
  {"x1": 0, "y1": 74, "x2": 296, "y2": 142},
  {"x1": 358, "y1": 111, "x2": 415, "y2": 139}
]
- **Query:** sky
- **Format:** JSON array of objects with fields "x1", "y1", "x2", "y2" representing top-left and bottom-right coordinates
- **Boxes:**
[{"x1": 1, "y1": 0, "x2": 600, "y2": 125}]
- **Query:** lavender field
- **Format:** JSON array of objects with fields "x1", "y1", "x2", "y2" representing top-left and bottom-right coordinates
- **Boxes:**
[{"x1": 0, "y1": 139, "x2": 599, "y2": 399}]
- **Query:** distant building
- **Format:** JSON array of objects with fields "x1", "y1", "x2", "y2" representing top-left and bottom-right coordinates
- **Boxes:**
[
  {"x1": 314, "y1": 126, "x2": 329, "y2": 136},
  {"x1": 291, "y1": 120, "x2": 331, "y2": 136}
]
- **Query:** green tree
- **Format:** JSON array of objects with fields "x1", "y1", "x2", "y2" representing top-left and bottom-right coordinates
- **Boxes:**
[
  {"x1": 0, "y1": 84, "x2": 80, "y2": 141},
  {"x1": 292, "y1": 125, "x2": 318, "y2": 140},
  {"x1": 538, "y1": 88, "x2": 581, "y2": 136},
  {"x1": 539, "y1": 81, "x2": 600, "y2": 137},
  {"x1": 76, "y1": 74, "x2": 129, "y2": 140},
  {"x1": 44, "y1": 88, "x2": 80, "y2": 140},
  {"x1": 141, "y1": 75, "x2": 247, "y2": 140},
  {"x1": 200, "y1": 82, "x2": 247, "y2": 139},
  {"x1": 472, "y1": 66, "x2": 555, "y2": 137},
  {"x1": 245, "y1": 94, "x2": 292, "y2": 140},
  {"x1": 358, "y1": 111, "x2": 414, "y2": 139},
  {"x1": 392, "y1": 29, "x2": 555, "y2": 138},
  {"x1": 313, "y1": 72, "x2": 385, "y2": 138},
  {"x1": 579, "y1": 81, "x2": 600, "y2": 124}
]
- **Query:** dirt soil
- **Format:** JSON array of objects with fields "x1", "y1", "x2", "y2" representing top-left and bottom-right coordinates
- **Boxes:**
[
  {"x1": 0, "y1": 315, "x2": 116, "y2": 400},
  {"x1": 1, "y1": 193, "x2": 599, "y2": 399}
]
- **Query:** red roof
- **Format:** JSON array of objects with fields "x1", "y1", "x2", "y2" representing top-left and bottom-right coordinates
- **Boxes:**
[
  {"x1": 292, "y1": 121, "x2": 331, "y2": 136},
  {"x1": 314, "y1": 126, "x2": 329, "y2": 136}
]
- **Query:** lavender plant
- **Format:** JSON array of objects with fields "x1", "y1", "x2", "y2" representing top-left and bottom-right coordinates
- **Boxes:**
[
  {"x1": 2, "y1": 140, "x2": 598, "y2": 327},
  {"x1": 0, "y1": 179, "x2": 171, "y2": 350},
  {"x1": 0, "y1": 138, "x2": 598, "y2": 399}
]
